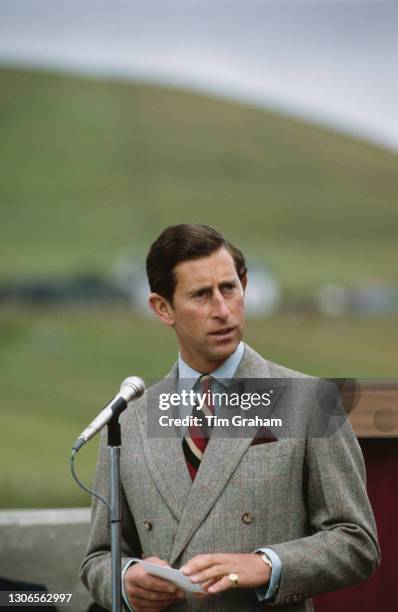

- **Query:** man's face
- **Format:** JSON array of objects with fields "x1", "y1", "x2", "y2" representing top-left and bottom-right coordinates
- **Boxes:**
[{"x1": 152, "y1": 247, "x2": 246, "y2": 372}]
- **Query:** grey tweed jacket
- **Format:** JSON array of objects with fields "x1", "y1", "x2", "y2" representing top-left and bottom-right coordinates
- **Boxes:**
[{"x1": 80, "y1": 344, "x2": 380, "y2": 611}]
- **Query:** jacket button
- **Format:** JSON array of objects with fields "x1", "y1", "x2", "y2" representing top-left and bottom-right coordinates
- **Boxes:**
[
  {"x1": 241, "y1": 512, "x2": 253, "y2": 524},
  {"x1": 143, "y1": 520, "x2": 152, "y2": 531}
]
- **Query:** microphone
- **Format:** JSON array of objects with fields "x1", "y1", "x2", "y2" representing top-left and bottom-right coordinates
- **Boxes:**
[{"x1": 72, "y1": 376, "x2": 145, "y2": 452}]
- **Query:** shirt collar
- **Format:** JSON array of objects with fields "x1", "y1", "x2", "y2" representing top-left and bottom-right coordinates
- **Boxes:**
[{"x1": 178, "y1": 341, "x2": 244, "y2": 390}]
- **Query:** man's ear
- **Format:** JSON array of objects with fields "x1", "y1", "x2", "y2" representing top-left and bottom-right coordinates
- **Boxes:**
[
  {"x1": 240, "y1": 272, "x2": 248, "y2": 293},
  {"x1": 148, "y1": 293, "x2": 175, "y2": 326}
]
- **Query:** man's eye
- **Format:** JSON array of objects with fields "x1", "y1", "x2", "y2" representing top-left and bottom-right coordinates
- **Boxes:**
[
  {"x1": 222, "y1": 284, "x2": 236, "y2": 293},
  {"x1": 193, "y1": 290, "x2": 207, "y2": 299}
]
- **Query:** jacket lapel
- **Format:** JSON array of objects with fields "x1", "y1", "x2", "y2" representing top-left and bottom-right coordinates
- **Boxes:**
[
  {"x1": 169, "y1": 344, "x2": 280, "y2": 564},
  {"x1": 134, "y1": 364, "x2": 192, "y2": 522}
]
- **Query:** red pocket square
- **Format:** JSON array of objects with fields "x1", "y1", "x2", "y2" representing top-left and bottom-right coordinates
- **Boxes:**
[{"x1": 250, "y1": 426, "x2": 278, "y2": 446}]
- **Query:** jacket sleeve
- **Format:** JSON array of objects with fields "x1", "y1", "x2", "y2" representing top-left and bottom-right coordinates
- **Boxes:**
[
  {"x1": 266, "y1": 410, "x2": 380, "y2": 606},
  {"x1": 79, "y1": 429, "x2": 142, "y2": 611}
]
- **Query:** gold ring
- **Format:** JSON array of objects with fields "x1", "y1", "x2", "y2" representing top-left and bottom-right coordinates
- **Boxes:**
[{"x1": 228, "y1": 573, "x2": 239, "y2": 588}]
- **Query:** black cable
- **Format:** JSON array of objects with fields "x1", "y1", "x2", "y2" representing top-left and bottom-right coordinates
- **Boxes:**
[{"x1": 70, "y1": 449, "x2": 111, "y2": 514}]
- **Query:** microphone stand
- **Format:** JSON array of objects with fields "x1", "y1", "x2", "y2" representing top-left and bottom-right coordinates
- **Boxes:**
[
  {"x1": 71, "y1": 376, "x2": 145, "y2": 612},
  {"x1": 107, "y1": 414, "x2": 122, "y2": 612}
]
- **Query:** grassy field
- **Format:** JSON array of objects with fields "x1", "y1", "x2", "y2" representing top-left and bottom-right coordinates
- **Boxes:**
[
  {"x1": 0, "y1": 67, "x2": 397, "y2": 507},
  {"x1": 1, "y1": 306, "x2": 397, "y2": 508}
]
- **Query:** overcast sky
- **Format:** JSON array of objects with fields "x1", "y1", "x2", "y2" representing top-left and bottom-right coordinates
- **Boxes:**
[{"x1": 1, "y1": 0, "x2": 398, "y2": 151}]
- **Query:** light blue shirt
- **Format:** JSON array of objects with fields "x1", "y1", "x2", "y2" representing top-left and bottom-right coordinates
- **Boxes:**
[
  {"x1": 122, "y1": 342, "x2": 281, "y2": 608},
  {"x1": 178, "y1": 341, "x2": 245, "y2": 386},
  {"x1": 176, "y1": 341, "x2": 245, "y2": 427}
]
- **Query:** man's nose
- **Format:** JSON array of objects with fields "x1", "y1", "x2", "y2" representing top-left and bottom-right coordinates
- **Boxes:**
[{"x1": 211, "y1": 292, "x2": 230, "y2": 318}]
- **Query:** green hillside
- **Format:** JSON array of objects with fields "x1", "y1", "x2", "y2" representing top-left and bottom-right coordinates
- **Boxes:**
[
  {"x1": 1, "y1": 67, "x2": 398, "y2": 290},
  {"x1": 0, "y1": 67, "x2": 397, "y2": 508}
]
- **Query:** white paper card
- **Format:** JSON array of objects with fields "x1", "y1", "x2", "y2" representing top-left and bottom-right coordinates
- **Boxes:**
[{"x1": 131, "y1": 559, "x2": 206, "y2": 594}]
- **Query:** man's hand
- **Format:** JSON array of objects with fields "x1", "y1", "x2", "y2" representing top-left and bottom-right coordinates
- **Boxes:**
[
  {"x1": 181, "y1": 553, "x2": 271, "y2": 595},
  {"x1": 124, "y1": 556, "x2": 186, "y2": 612}
]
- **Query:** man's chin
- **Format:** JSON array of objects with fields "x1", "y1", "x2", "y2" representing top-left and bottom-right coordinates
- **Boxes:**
[{"x1": 207, "y1": 339, "x2": 240, "y2": 363}]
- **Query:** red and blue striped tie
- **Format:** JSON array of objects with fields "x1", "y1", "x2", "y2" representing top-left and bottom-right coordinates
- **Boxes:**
[{"x1": 182, "y1": 375, "x2": 215, "y2": 480}]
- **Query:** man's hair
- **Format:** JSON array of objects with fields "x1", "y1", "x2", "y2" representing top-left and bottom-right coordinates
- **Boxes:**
[{"x1": 146, "y1": 224, "x2": 247, "y2": 302}]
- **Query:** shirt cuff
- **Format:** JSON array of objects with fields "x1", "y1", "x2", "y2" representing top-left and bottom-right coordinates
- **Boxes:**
[
  {"x1": 254, "y1": 547, "x2": 282, "y2": 602},
  {"x1": 122, "y1": 559, "x2": 138, "y2": 612}
]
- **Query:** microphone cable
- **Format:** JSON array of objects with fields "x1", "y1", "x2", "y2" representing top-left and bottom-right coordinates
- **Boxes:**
[{"x1": 70, "y1": 449, "x2": 111, "y2": 514}]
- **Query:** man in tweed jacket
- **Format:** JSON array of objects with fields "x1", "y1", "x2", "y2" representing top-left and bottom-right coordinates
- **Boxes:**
[{"x1": 80, "y1": 225, "x2": 380, "y2": 611}]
